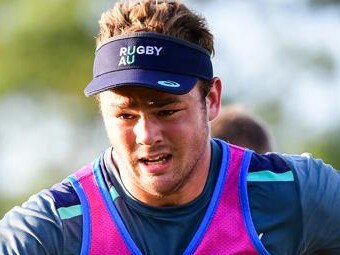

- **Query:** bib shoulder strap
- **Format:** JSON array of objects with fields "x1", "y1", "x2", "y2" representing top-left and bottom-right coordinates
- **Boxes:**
[{"x1": 69, "y1": 161, "x2": 132, "y2": 255}]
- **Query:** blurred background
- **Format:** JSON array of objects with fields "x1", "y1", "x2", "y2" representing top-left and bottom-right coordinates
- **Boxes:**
[{"x1": 1, "y1": 0, "x2": 339, "y2": 217}]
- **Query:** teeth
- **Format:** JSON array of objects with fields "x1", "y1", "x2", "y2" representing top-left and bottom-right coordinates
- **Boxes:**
[
  {"x1": 150, "y1": 156, "x2": 162, "y2": 161},
  {"x1": 142, "y1": 155, "x2": 168, "y2": 164}
]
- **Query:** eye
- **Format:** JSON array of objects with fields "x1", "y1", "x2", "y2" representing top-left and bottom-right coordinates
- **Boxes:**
[
  {"x1": 117, "y1": 113, "x2": 136, "y2": 120},
  {"x1": 158, "y1": 109, "x2": 179, "y2": 117}
]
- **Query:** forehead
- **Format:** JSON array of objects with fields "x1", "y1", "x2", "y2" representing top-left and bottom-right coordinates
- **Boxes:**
[{"x1": 99, "y1": 85, "x2": 200, "y2": 108}]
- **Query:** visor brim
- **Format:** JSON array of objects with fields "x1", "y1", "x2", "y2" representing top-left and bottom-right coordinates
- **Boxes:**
[{"x1": 84, "y1": 69, "x2": 199, "y2": 96}]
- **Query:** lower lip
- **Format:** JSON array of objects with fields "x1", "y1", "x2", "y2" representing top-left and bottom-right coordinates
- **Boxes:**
[{"x1": 139, "y1": 157, "x2": 172, "y2": 174}]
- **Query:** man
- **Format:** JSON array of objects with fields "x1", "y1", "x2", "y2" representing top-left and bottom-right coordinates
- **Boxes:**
[
  {"x1": 1, "y1": 1, "x2": 340, "y2": 254},
  {"x1": 211, "y1": 104, "x2": 273, "y2": 153}
]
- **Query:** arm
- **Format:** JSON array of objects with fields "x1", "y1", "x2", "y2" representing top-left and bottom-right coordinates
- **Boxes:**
[
  {"x1": 284, "y1": 154, "x2": 340, "y2": 254},
  {"x1": 0, "y1": 191, "x2": 64, "y2": 255}
]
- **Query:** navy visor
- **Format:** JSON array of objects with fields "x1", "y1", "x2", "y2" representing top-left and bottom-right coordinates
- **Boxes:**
[{"x1": 84, "y1": 32, "x2": 213, "y2": 96}]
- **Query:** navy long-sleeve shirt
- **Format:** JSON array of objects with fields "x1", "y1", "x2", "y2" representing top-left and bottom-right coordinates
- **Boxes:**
[{"x1": 1, "y1": 139, "x2": 340, "y2": 254}]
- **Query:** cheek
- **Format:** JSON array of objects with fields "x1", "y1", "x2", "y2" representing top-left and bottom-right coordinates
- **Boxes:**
[
  {"x1": 106, "y1": 123, "x2": 134, "y2": 150},
  {"x1": 175, "y1": 107, "x2": 204, "y2": 130},
  {"x1": 102, "y1": 117, "x2": 125, "y2": 143}
]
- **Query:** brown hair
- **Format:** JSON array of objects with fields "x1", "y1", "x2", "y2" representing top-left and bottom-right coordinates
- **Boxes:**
[
  {"x1": 95, "y1": 0, "x2": 214, "y2": 100},
  {"x1": 96, "y1": 0, "x2": 214, "y2": 55},
  {"x1": 211, "y1": 105, "x2": 273, "y2": 153}
]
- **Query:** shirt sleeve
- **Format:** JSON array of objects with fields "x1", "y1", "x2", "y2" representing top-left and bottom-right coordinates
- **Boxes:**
[
  {"x1": 283, "y1": 153, "x2": 340, "y2": 254},
  {"x1": 0, "y1": 190, "x2": 64, "y2": 255}
]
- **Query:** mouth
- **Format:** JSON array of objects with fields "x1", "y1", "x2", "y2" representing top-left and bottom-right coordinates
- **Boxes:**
[{"x1": 139, "y1": 154, "x2": 172, "y2": 165}]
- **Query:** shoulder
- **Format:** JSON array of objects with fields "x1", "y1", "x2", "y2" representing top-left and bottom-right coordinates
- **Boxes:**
[
  {"x1": 250, "y1": 152, "x2": 340, "y2": 253},
  {"x1": 246, "y1": 153, "x2": 301, "y2": 253},
  {"x1": 281, "y1": 152, "x2": 340, "y2": 183},
  {"x1": 249, "y1": 151, "x2": 340, "y2": 206},
  {"x1": 48, "y1": 178, "x2": 82, "y2": 220},
  {"x1": 249, "y1": 151, "x2": 340, "y2": 182},
  {"x1": 283, "y1": 153, "x2": 340, "y2": 253},
  {"x1": 248, "y1": 152, "x2": 293, "y2": 180},
  {"x1": 0, "y1": 186, "x2": 65, "y2": 254},
  {"x1": 276, "y1": 152, "x2": 340, "y2": 201},
  {"x1": 282, "y1": 152, "x2": 340, "y2": 217},
  {"x1": 0, "y1": 176, "x2": 84, "y2": 255},
  {"x1": 49, "y1": 177, "x2": 80, "y2": 206},
  {"x1": 247, "y1": 151, "x2": 300, "y2": 207}
]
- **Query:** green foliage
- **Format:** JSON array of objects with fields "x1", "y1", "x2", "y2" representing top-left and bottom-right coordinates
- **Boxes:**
[
  {"x1": 0, "y1": 195, "x2": 27, "y2": 219},
  {"x1": 302, "y1": 128, "x2": 340, "y2": 170},
  {"x1": 0, "y1": 0, "x2": 96, "y2": 95},
  {"x1": 257, "y1": 99, "x2": 284, "y2": 126},
  {"x1": 309, "y1": 0, "x2": 340, "y2": 6},
  {"x1": 280, "y1": 45, "x2": 336, "y2": 79}
]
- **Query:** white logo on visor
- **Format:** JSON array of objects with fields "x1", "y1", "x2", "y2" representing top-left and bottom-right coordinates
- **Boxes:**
[{"x1": 157, "y1": 80, "x2": 181, "y2": 88}]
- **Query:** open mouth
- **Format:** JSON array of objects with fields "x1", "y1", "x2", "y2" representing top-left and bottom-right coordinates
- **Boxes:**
[{"x1": 139, "y1": 154, "x2": 172, "y2": 165}]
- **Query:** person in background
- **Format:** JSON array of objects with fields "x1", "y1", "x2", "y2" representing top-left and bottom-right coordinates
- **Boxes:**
[
  {"x1": 211, "y1": 104, "x2": 273, "y2": 153},
  {"x1": 1, "y1": 1, "x2": 340, "y2": 254}
]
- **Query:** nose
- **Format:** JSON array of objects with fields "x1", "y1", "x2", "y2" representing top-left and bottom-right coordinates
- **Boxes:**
[{"x1": 134, "y1": 116, "x2": 162, "y2": 145}]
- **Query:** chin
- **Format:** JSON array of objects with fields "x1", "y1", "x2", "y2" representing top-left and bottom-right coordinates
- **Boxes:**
[{"x1": 147, "y1": 180, "x2": 182, "y2": 198}]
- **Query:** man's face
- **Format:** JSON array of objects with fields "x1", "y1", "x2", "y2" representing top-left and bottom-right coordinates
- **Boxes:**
[{"x1": 99, "y1": 80, "x2": 221, "y2": 205}]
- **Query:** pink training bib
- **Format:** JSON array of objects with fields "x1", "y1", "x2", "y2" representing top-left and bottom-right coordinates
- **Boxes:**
[
  {"x1": 70, "y1": 141, "x2": 264, "y2": 254},
  {"x1": 193, "y1": 144, "x2": 258, "y2": 254}
]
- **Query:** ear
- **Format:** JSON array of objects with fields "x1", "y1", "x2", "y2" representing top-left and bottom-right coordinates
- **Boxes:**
[{"x1": 206, "y1": 77, "x2": 222, "y2": 121}]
